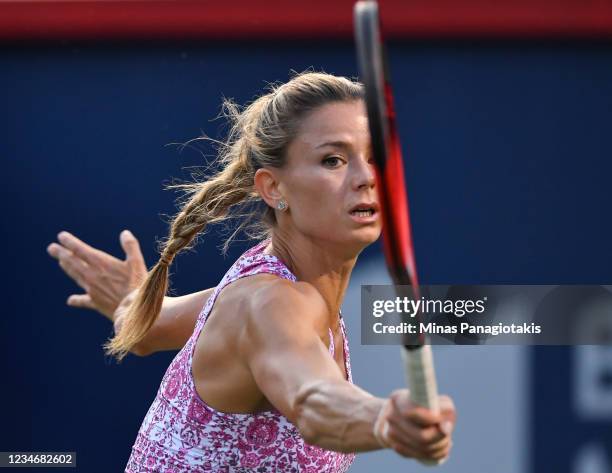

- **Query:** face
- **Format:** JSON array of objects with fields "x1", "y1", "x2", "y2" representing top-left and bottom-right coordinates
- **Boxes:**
[{"x1": 273, "y1": 100, "x2": 382, "y2": 252}]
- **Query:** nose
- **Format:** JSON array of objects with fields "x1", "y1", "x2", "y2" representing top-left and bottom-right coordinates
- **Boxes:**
[{"x1": 352, "y1": 155, "x2": 376, "y2": 190}]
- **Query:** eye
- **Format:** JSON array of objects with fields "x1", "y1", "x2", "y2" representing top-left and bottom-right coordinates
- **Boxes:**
[{"x1": 322, "y1": 155, "x2": 344, "y2": 168}]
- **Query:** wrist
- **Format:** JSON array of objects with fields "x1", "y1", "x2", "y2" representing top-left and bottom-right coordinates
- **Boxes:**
[{"x1": 373, "y1": 399, "x2": 392, "y2": 449}]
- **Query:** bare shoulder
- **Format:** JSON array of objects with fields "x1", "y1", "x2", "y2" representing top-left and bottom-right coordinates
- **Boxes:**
[
  {"x1": 233, "y1": 275, "x2": 329, "y2": 348},
  {"x1": 252, "y1": 277, "x2": 327, "y2": 324},
  {"x1": 250, "y1": 277, "x2": 324, "y2": 313}
]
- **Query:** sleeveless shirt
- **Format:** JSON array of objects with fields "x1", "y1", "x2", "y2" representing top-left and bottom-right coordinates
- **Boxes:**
[{"x1": 125, "y1": 240, "x2": 356, "y2": 472}]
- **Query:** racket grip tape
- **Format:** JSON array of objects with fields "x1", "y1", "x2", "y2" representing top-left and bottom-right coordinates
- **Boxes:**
[
  {"x1": 401, "y1": 345, "x2": 447, "y2": 466},
  {"x1": 402, "y1": 344, "x2": 439, "y2": 410}
]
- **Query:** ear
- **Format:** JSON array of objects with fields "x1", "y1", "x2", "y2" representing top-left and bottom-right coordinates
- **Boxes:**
[{"x1": 254, "y1": 168, "x2": 285, "y2": 209}]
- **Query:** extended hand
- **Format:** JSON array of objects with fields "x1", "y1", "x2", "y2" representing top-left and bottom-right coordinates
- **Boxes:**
[
  {"x1": 47, "y1": 230, "x2": 147, "y2": 321},
  {"x1": 375, "y1": 390, "x2": 455, "y2": 463}
]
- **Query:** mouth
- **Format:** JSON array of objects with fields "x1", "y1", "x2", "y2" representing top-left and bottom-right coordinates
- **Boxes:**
[
  {"x1": 350, "y1": 208, "x2": 375, "y2": 217},
  {"x1": 349, "y1": 203, "x2": 380, "y2": 220}
]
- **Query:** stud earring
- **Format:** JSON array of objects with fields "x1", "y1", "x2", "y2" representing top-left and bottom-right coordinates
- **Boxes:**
[{"x1": 276, "y1": 199, "x2": 288, "y2": 211}]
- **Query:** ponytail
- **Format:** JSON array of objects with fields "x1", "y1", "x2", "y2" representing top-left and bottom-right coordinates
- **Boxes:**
[{"x1": 104, "y1": 144, "x2": 254, "y2": 360}]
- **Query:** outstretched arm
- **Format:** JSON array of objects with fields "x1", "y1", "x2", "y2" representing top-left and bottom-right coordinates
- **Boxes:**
[
  {"x1": 113, "y1": 287, "x2": 213, "y2": 356},
  {"x1": 239, "y1": 279, "x2": 455, "y2": 460},
  {"x1": 47, "y1": 230, "x2": 212, "y2": 356}
]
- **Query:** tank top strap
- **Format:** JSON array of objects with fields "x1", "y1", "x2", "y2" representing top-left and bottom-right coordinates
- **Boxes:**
[
  {"x1": 193, "y1": 239, "x2": 296, "y2": 333},
  {"x1": 339, "y1": 312, "x2": 353, "y2": 383}
]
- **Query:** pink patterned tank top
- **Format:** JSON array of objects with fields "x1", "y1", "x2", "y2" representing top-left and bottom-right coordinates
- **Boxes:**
[{"x1": 125, "y1": 240, "x2": 355, "y2": 472}]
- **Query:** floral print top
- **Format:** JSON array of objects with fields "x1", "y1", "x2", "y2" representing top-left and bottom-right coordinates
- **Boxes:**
[{"x1": 125, "y1": 240, "x2": 355, "y2": 472}]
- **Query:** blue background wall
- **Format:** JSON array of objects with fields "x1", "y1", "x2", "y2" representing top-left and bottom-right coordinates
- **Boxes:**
[{"x1": 2, "y1": 40, "x2": 612, "y2": 471}]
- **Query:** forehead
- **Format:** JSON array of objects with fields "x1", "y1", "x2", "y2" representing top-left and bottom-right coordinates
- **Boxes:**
[{"x1": 294, "y1": 101, "x2": 369, "y2": 149}]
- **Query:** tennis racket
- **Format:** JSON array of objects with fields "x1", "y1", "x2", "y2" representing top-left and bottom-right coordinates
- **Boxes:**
[{"x1": 354, "y1": 1, "x2": 442, "y2": 462}]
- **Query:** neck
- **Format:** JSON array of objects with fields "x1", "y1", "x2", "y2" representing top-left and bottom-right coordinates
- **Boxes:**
[{"x1": 265, "y1": 231, "x2": 360, "y2": 331}]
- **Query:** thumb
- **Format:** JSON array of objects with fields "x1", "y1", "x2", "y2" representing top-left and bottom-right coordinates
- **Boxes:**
[
  {"x1": 67, "y1": 294, "x2": 96, "y2": 310},
  {"x1": 390, "y1": 389, "x2": 412, "y2": 415},
  {"x1": 120, "y1": 230, "x2": 146, "y2": 272}
]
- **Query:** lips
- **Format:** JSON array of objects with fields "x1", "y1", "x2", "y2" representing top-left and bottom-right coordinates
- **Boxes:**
[{"x1": 348, "y1": 202, "x2": 380, "y2": 217}]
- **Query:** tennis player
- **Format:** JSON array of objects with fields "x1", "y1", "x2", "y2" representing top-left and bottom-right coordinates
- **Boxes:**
[{"x1": 48, "y1": 72, "x2": 455, "y2": 472}]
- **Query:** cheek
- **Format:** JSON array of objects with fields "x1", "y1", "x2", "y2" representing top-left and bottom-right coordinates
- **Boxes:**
[{"x1": 289, "y1": 175, "x2": 343, "y2": 223}]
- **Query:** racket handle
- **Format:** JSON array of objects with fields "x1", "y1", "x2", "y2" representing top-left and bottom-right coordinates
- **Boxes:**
[
  {"x1": 401, "y1": 345, "x2": 447, "y2": 466},
  {"x1": 402, "y1": 344, "x2": 439, "y2": 410}
]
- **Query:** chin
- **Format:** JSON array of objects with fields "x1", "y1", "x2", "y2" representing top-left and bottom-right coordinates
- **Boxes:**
[
  {"x1": 345, "y1": 226, "x2": 382, "y2": 248},
  {"x1": 308, "y1": 222, "x2": 381, "y2": 254}
]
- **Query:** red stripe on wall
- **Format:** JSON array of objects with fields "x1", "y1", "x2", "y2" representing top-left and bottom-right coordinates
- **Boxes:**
[{"x1": 2, "y1": 0, "x2": 612, "y2": 41}]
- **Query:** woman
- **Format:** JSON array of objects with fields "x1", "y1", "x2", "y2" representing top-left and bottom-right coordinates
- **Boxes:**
[{"x1": 48, "y1": 72, "x2": 455, "y2": 472}]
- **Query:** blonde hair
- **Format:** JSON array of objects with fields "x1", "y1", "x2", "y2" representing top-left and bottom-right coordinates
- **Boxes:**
[{"x1": 105, "y1": 71, "x2": 364, "y2": 360}]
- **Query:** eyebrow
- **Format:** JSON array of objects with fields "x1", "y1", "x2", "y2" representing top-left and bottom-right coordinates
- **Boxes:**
[{"x1": 314, "y1": 140, "x2": 353, "y2": 150}]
